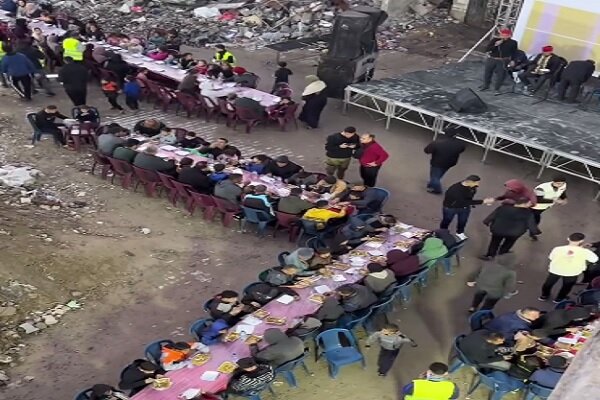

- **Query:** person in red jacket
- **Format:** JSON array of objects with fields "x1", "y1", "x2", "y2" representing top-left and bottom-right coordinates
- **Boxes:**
[{"x1": 357, "y1": 133, "x2": 389, "y2": 187}]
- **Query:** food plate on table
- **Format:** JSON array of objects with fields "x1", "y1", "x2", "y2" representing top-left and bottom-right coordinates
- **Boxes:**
[
  {"x1": 309, "y1": 294, "x2": 325, "y2": 304},
  {"x1": 253, "y1": 309, "x2": 270, "y2": 319},
  {"x1": 223, "y1": 332, "x2": 240, "y2": 342},
  {"x1": 265, "y1": 316, "x2": 287, "y2": 325},
  {"x1": 191, "y1": 353, "x2": 211, "y2": 366},
  {"x1": 349, "y1": 250, "x2": 368, "y2": 257},
  {"x1": 175, "y1": 150, "x2": 190, "y2": 156},
  {"x1": 329, "y1": 262, "x2": 350, "y2": 271},
  {"x1": 152, "y1": 377, "x2": 172, "y2": 391},
  {"x1": 160, "y1": 145, "x2": 177, "y2": 151},
  {"x1": 217, "y1": 361, "x2": 237, "y2": 374},
  {"x1": 245, "y1": 335, "x2": 263, "y2": 345}
]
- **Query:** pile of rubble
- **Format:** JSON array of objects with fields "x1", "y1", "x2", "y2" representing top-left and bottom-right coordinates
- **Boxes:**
[{"x1": 47, "y1": 0, "x2": 455, "y2": 49}]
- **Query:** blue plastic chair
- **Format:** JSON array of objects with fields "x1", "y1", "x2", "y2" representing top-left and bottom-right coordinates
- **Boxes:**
[
  {"x1": 73, "y1": 388, "x2": 93, "y2": 400},
  {"x1": 524, "y1": 382, "x2": 554, "y2": 400},
  {"x1": 241, "y1": 206, "x2": 275, "y2": 237},
  {"x1": 577, "y1": 289, "x2": 600, "y2": 305},
  {"x1": 305, "y1": 236, "x2": 327, "y2": 250},
  {"x1": 273, "y1": 352, "x2": 311, "y2": 388},
  {"x1": 204, "y1": 298, "x2": 216, "y2": 313},
  {"x1": 189, "y1": 318, "x2": 212, "y2": 341},
  {"x1": 468, "y1": 371, "x2": 525, "y2": 400},
  {"x1": 277, "y1": 251, "x2": 290, "y2": 266},
  {"x1": 315, "y1": 328, "x2": 365, "y2": 378},
  {"x1": 469, "y1": 310, "x2": 495, "y2": 331},
  {"x1": 392, "y1": 276, "x2": 416, "y2": 305},
  {"x1": 363, "y1": 296, "x2": 396, "y2": 334},
  {"x1": 440, "y1": 239, "x2": 468, "y2": 275},
  {"x1": 144, "y1": 339, "x2": 174, "y2": 365},
  {"x1": 415, "y1": 266, "x2": 432, "y2": 288},
  {"x1": 449, "y1": 334, "x2": 478, "y2": 373},
  {"x1": 337, "y1": 308, "x2": 372, "y2": 334},
  {"x1": 554, "y1": 300, "x2": 577, "y2": 310}
]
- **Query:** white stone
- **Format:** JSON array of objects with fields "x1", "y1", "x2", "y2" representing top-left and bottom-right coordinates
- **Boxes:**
[
  {"x1": 0, "y1": 166, "x2": 40, "y2": 187},
  {"x1": 140, "y1": 228, "x2": 151, "y2": 235},
  {"x1": 43, "y1": 315, "x2": 58, "y2": 325},
  {"x1": 18, "y1": 323, "x2": 38, "y2": 334}
]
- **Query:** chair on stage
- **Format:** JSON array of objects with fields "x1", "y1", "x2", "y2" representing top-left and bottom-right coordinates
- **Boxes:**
[{"x1": 315, "y1": 328, "x2": 365, "y2": 379}]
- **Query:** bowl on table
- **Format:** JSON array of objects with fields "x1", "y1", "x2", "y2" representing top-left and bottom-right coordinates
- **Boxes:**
[{"x1": 152, "y1": 377, "x2": 172, "y2": 391}]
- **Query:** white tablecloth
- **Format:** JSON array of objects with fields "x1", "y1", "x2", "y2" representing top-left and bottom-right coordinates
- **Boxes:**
[{"x1": 0, "y1": 12, "x2": 66, "y2": 36}]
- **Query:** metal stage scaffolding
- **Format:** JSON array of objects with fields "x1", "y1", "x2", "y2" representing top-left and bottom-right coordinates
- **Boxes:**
[{"x1": 343, "y1": 61, "x2": 600, "y2": 199}]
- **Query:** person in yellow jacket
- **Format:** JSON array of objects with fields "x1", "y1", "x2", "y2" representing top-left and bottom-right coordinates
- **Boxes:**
[
  {"x1": 213, "y1": 44, "x2": 235, "y2": 66},
  {"x1": 529, "y1": 174, "x2": 567, "y2": 241},
  {"x1": 62, "y1": 32, "x2": 84, "y2": 61},
  {"x1": 402, "y1": 362, "x2": 459, "y2": 400}
]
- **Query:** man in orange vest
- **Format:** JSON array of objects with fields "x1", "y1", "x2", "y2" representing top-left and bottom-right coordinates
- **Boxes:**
[{"x1": 402, "y1": 362, "x2": 459, "y2": 400}]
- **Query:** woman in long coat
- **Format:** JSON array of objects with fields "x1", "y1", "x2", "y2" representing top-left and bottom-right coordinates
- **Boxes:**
[{"x1": 298, "y1": 75, "x2": 328, "y2": 129}]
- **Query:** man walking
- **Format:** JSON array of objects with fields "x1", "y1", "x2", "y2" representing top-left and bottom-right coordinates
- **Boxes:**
[
  {"x1": 0, "y1": 43, "x2": 36, "y2": 100},
  {"x1": 324, "y1": 126, "x2": 360, "y2": 179},
  {"x1": 58, "y1": 56, "x2": 89, "y2": 106},
  {"x1": 530, "y1": 175, "x2": 567, "y2": 240},
  {"x1": 440, "y1": 175, "x2": 493, "y2": 240},
  {"x1": 424, "y1": 128, "x2": 466, "y2": 194},
  {"x1": 357, "y1": 133, "x2": 388, "y2": 187},
  {"x1": 539, "y1": 233, "x2": 598, "y2": 303}
]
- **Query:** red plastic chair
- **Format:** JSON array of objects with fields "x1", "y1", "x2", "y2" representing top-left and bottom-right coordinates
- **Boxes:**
[
  {"x1": 170, "y1": 180, "x2": 194, "y2": 211},
  {"x1": 91, "y1": 151, "x2": 112, "y2": 179},
  {"x1": 188, "y1": 192, "x2": 217, "y2": 219},
  {"x1": 155, "y1": 86, "x2": 178, "y2": 112},
  {"x1": 132, "y1": 166, "x2": 163, "y2": 197},
  {"x1": 157, "y1": 172, "x2": 178, "y2": 206},
  {"x1": 211, "y1": 196, "x2": 242, "y2": 228},
  {"x1": 274, "y1": 211, "x2": 301, "y2": 242},
  {"x1": 274, "y1": 103, "x2": 299, "y2": 131},
  {"x1": 199, "y1": 96, "x2": 219, "y2": 122},
  {"x1": 234, "y1": 106, "x2": 265, "y2": 134},
  {"x1": 217, "y1": 98, "x2": 236, "y2": 127},
  {"x1": 175, "y1": 92, "x2": 203, "y2": 118},
  {"x1": 107, "y1": 157, "x2": 135, "y2": 189}
]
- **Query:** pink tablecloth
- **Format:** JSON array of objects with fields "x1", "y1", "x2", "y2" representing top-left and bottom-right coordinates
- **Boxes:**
[{"x1": 132, "y1": 224, "x2": 429, "y2": 400}]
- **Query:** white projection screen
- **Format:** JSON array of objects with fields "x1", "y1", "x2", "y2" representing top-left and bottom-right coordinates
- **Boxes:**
[{"x1": 513, "y1": 0, "x2": 600, "y2": 66}]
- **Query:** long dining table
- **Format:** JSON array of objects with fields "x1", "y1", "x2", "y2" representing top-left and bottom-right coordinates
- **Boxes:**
[
  {"x1": 132, "y1": 222, "x2": 430, "y2": 400},
  {"x1": 0, "y1": 11, "x2": 66, "y2": 36}
]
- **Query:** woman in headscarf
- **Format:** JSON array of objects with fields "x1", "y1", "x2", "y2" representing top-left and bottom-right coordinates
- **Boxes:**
[
  {"x1": 417, "y1": 237, "x2": 448, "y2": 265},
  {"x1": 496, "y1": 179, "x2": 537, "y2": 206},
  {"x1": 89, "y1": 384, "x2": 129, "y2": 400},
  {"x1": 298, "y1": 75, "x2": 328, "y2": 129},
  {"x1": 386, "y1": 249, "x2": 421, "y2": 280},
  {"x1": 104, "y1": 53, "x2": 130, "y2": 85}
]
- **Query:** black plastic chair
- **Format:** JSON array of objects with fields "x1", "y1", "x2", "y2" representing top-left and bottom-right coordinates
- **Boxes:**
[{"x1": 27, "y1": 113, "x2": 60, "y2": 145}]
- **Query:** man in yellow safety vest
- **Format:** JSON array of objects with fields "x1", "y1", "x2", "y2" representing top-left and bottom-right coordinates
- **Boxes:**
[
  {"x1": 213, "y1": 44, "x2": 236, "y2": 66},
  {"x1": 62, "y1": 32, "x2": 84, "y2": 62},
  {"x1": 402, "y1": 362, "x2": 459, "y2": 400},
  {"x1": 530, "y1": 174, "x2": 567, "y2": 240}
]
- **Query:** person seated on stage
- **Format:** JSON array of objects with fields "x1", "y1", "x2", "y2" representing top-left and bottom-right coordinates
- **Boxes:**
[
  {"x1": 112, "y1": 139, "x2": 140, "y2": 163},
  {"x1": 232, "y1": 93, "x2": 266, "y2": 118},
  {"x1": 519, "y1": 45, "x2": 563, "y2": 94},
  {"x1": 177, "y1": 158, "x2": 213, "y2": 194},
  {"x1": 287, "y1": 170, "x2": 319, "y2": 186},
  {"x1": 178, "y1": 131, "x2": 208, "y2": 149},
  {"x1": 226, "y1": 357, "x2": 275, "y2": 396},
  {"x1": 198, "y1": 137, "x2": 242, "y2": 159},
  {"x1": 233, "y1": 66, "x2": 258, "y2": 88},
  {"x1": 337, "y1": 283, "x2": 378, "y2": 313},
  {"x1": 242, "y1": 283, "x2": 298, "y2": 308},
  {"x1": 74, "y1": 105, "x2": 100, "y2": 126},
  {"x1": 311, "y1": 175, "x2": 348, "y2": 199},
  {"x1": 160, "y1": 341, "x2": 209, "y2": 369},
  {"x1": 148, "y1": 45, "x2": 169, "y2": 61},
  {"x1": 134, "y1": 118, "x2": 166, "y2": 137},
  {"x1": 118, "y1": 359, "x2": 166, "y2": 395},
  {"x1": 208, "y1": 290, "x2": 252, "y2": 325},
  {"x1": 507, "y1": 49, "x2": 529, "y2": 76},
  {"x1": 267, "y1": 96, "x2": 295, "y2": 119},
  {"x1": 133, "y1": 145, "x2": 176, "y2": 175},
  {"x1": 208, "y1": 163, "x2": 229, "y2": 184},
  {"x1": 214, "y1": 173, "x2": 244, "y2": 205},
  {"x1": 557, "y1": 59, "x2": 595, "y2": 102},
  {"x1": 178, "y1": 53, "x2": 197, "y2": 70},
  {"x1": 302, "y1": 200, "x2": 348, "y2": 230},
  {"x1": 251, "y1": 328, "x2": 304, "y2": 368},
  {"x1": 364, "y1": 262, "x2": 396, "y2": 295},
  {"x1": 246, "y1": 154, "x2": 271, "y2": 174},
  {"x1": 480, "y1": 28, "x2": 518, "y2": 93},
  {"x1": 458, "y1": 330, "x2": 512, "y2": 371},
  {"x1": 242, "y1": 184, "x2": 275, "y2": 215},
  {"x1": 528, "y1": 355, "x2": 569, "y2": 389},
  {"x1": 34, "y1": 105, "x2": 68, "y2": 147},
  {"x1": 264, "y1": 155, "x2": 303, "y2": 181},
  {"x1": 87, "y1": 384, "x2": 128, "y2": 400},
  {"x1": 277, "y1": 187, "x2": 312, "y2": 215},
  {"x1": 177, "y1": 69, "x2": 200, "y2": 96}
]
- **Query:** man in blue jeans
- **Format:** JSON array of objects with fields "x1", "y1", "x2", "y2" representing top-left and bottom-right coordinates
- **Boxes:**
[
  {"x1": 440, "y1": 175, "x2": 494, "y2": 240},
  {"x1": 424, "y1": 128, "x2": 466, "y2": 194}
]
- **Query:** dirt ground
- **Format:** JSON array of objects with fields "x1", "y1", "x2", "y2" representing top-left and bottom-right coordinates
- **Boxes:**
[{"x1": 0, "y1": 19, "x2": 598, "y2": 400}]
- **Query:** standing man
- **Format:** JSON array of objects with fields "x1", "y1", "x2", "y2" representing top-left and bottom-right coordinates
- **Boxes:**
[
  {"x1": 62, "y1": 31, "x2": 84, "y2": 62},
  {"x1": 480, "y1": 28, "x2": 518, "y2": 94},
  {"x1": 16, "y1": 39, "x2": 55, "y2": 97},
  {"x1": 440, "y1": 175, "x2": 493, "y2": 240},
  {"x1": 557, "y1": 60, "x2": 595, "y2": 102},
  {"x1": 402, "y1": 362, "x2": 459, "y2": 400},
  {"x1": 0, "y1": 43, "x2": 36, "y2": 100},
  {"x1": 357, "y1": 133, "x2": 389, "y2": 187},
  {"x1": 213, "y1": 44, "x2": 236, "y2": 66},
  {"x1": 424, "y1": 128, "x2": 466, "y2": 194},
  {"x1": 530, "y1": 175, "x2": 567, "y2": 240},
  {"x1": 58, "y1": 57, "x2": 89, "y2": 106},
  {"x1": 539, "y1": 233, "x2": 598, "y2": 303},
  {"x1": 324, "y1": 126, "x2": 360, "y2": 179}
]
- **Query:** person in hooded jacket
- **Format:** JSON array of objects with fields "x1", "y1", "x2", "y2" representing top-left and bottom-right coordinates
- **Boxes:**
[
  {"x1": 495, "y1": 179, "x2": 537, "y2": 206},
  {"x1": 199, "y1": 319, "x2": 229, "y2": 345},
  {"x1": 480, "y1": 197, "x2": 540, "y2": 260},
  {"x1": 417, "y1": 237, "x2": 448, "y2": 266},
  {"x1": 386, "y1": 249, "x2": 421, "y2": 280},
  {"x1": 433, "y1": 228, "x2": 458, "y2": 249},
  {"x1": 313, "y1": 295, "x2": 345, "y2": 330},
  {"x1": 251, "y1": 328, "x2": 305, "y2": 368},
  {"x1": 104, "y1": 53, "x2": 130, "y2": 86},
  {"x1": 337, "y1": 283, "x2": 377, "y2": 313},
  {"x1": 530, "y1": 307, "x2": 592, "y2": 338},
  {"x1": 364, "y1": 263, "x2": 396, "y2": 295},
  {"x1": 241, "y1": 282, "x2": 298, "y2": 307},
  {"x1": 468, "y1": 253, "x2": 518, "y2": 312}
]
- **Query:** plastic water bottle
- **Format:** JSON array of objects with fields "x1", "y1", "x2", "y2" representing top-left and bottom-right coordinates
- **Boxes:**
[{"x1": 240, "y1": 330, "x2": 249, "y2": 342}]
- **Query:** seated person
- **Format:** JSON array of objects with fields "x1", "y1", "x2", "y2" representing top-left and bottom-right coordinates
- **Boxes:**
[
  {"x1": 506, "y1": 49, "x2": 529, "y2": 75},
  {"x1": 310, "y1": 246, "x2": 332, "y2": 268},
  {"x1": 233, "y1": 66, "x2": 258, "y2": 88},
  {"x1": 166, "y1": 29, "x2": 182, "y2": 52},
  {"x1": 205, "y1": 63, "x2": 222, "y2": 79},
  {"x1": 147, "y1": 30, "x2": 166, "y2": 50},
  {"x1": 35, "y1": 105, "x2": 68, "y2": 146},
  {"x1": 178, "y1": 131, "x2": 208, "y2": 149},
  {"x1": 233, "y1": 93, "x2": 266, "y2": 118},
  {"x1": 242, "y1": 282, "x2": 298, "y2": 307},
  {"x1": 386, "y1": 249, "x2": 421, "y2": 280},
  {"x1": 220, "y1": 63, "x2": 234, "y2": 82},
  {"x1": 265, "y1": 156, "x2": 302, "y2": 181},
  {"x1": 177, "y1": 157, "x2": 213, "y2": 194},
  {"x1": 243, "y1": 184, "x2": 275, "y2": 215},
  {"x1": 284, "y1": 247, "x2": 316, "y2": 271},
  {"x1": 177, "y1": 69, "x2": 199, "y2": 96},
  {"x1": 134, "y1": 119, "x2": 166, "y2": 137},
  {"x1": 341, "y1": 183, "x2": 382, "y2": 214},
  {"x1": 311, "y1": 175, "x2": 347, "y2": 199},
  {"x1": 112, "y1": 139, "x2": 140, "y2": 163},
  {"x1": 484, "y1": 307, "x2": 541, "y2": 342},
  {"x1": 262, "y1": 265, "x2": 305, "y2": 286},
  {"x1": 199, "y1": 319, "x2": 229, "y2": 345},
  {"x1": 557, "y1": 59, "x2": 595, "y2": 102},
  {"x1": 133, "y1": 145, "x2": 176, "y2": 175},
  {"x1": 74, "y1": 105, "x2": 100, "y2": 125},
  {"x1": 529, "y1": 355, "x2": 569, "y2": 389},
  {"x1": 329, "y1": 220, "x2": 369, "y2": 255},
  {"x1": 364, "y1": 263, "x2": 396, "y2": 295},
  {"x1": 272, "y1": 82, "x2": 292, "y2": 98},
  {"x1": 127, "y1": 38, "x2": 144, "y2": 54},
  {"x1": 150, "y1": 127, "x2": 177, "y2": 145},
  {"x1": 458, "y1": 330, "x2": 512, "y2": 371},
  {"x1": 277, "y1": 187, "x2": 312, "y2": 215},
  {"x1": 208, "y1": 290, "x2": 251, "y2": 325},
  {"x1": 198, "y1": 137, "x2": 241, "y2": 159},
  {"x1": 251, "y1": 328, "x2": 304, "y2": 368},
  {"x1": 363, "y1": 214, "x2": 397, "y2": 233},
  {"x1": 313, "y1": 295, "x2": 345, "y2": 330},
  {"x1": 246, "y1": 154, "x2": 271, "y2": 174},
  {"x1": 214, "y1": 174, "x2": 243, "y2": 205},
  {"x1": 209, "y1": 163, "x2": 229, "y2": 183},
  {"x1": 216, "y1": 147, "x2": 240, "y2": 165},
  {"x1": 506, "y1": 354, "x2": 544, "y2": 381},
  {"x1": 337, "y1": 283, "x2": 377, "y2": 313},
  {"x1": 88, "y1": 384, "x2": 129, "y2": 400},
  {"x1": 518, "y1": 45, "x2": 562, "y2": 93},
  {"x1": 267, "y1": 96, "x2": 295, "y2": 119},
  {"x1": 160, "y1": 341, "x2": 209, "y2": 369},
  {"x1": 302, "y1": 200, "x2": 348, "y2": 230},
  {"x1": 97, "y1": 125, "x2": 126, "y2": 156},
  {"x1": 195, "y1": 59, "x2": 209, "y2": 75},
  {"x1": 530, "y1": 307, "x2": 591, "y2": 339},
  {"x1": 287, "y1": 316, "x2": 322, "y2": 337},
  {"x1": 433, "y1": 228, "x2": 458, "y2": 249},
  {"x1": 118, "y1": 359, "x2": 166, "y2": 395},
  {"x1": 417, "y1": 237, "x2": 448, "y2": 265},
  {"x1": 227, "y1": 357, "x2": 275, "y2": 396},
  {"x1": 179, "y1": 53, "x2": 197, "y2": 70},
  {"x1": 287, "y1": 170, "x2": 319, "y2": 187}
]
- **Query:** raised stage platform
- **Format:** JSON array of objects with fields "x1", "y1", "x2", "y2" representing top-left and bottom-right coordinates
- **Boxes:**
[{"x1": 344, "y1": 61, "x2": 600, "y2": 198}]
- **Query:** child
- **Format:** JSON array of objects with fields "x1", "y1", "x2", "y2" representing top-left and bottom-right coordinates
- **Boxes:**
[
  {"x1": 101, "y1": 78, "x2": 124, "y2": 112},
  {"x1": 365, "y1": 324, "x2": 416, "y2": 377},
  {"x1": 150, "y1": 127, "x2": 177, "y2": 145},
  {"x1": 178, "y1": 131, "x2": 208, "y2": 149},
  {"x1": 74, "y1": 105, "x2": 100, "y2": 126},
  {"x1": 123, "y1": 75, "x2": 141, "y2": 111},
  {"x1": 148, "y1": 45, "x2": 169, "y2": 61},
  {"x1": 272, "y1": 61, "x2": 292, "y2": 93},
  {"x1": 209, "y1": 164, "x2": 229, "y2": 183}
]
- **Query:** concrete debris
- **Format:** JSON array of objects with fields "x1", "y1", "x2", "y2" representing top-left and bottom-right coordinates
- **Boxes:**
[
  {"x1": 17, "y1": 323, "x2": 38, "y2": 335},
  {"x1": 140, "y1": 227, "x2": 152, "y2": 235},
  {"x1": 0, "y1": 166, "x2": 40, "y2": 188},
  {"x1": 42, "y1": 315, "x2": 58, "y2": 326},
  {"x1": 0, "y1": 307, "x2": 17, "y2": 318},
  {"x1": 0, "y1": 355, "x2": 13, "y2": 364}
]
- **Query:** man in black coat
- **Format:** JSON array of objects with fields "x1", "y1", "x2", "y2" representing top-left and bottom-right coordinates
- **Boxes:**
[
  {"x1": 16, "y1": 39, "x2": 55, "y2": 96},
  {"x1": 424, "y1": 127, "x2": 466, "y2": 194},
  {"x1": 58, "y1": 56, "x2": 89, "y2": 106},
  {"x1": 519, "y1": 45, "x2": 563, "y2": 93},
  {"x1": 557, "y1": 60, "x2": 595, "y2": 102},
  {"x1": 118, "y1": 359, "x2": 166, "y2": 395}
]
